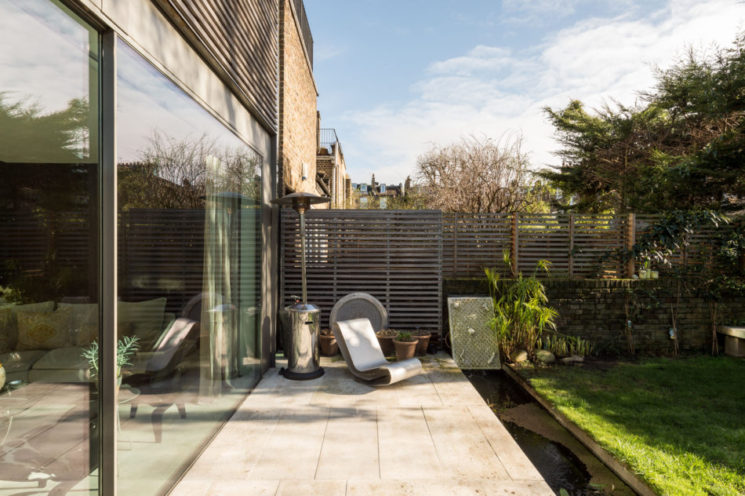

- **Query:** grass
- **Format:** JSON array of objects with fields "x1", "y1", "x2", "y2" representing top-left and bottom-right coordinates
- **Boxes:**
[{"x1": 521, "y1": 356, "x2": 745, "y2": 496}]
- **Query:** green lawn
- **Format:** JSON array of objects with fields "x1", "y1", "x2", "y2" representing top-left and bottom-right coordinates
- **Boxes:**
[{"x1": 521, "y1": 356, "x2": 745, "y2": 496}]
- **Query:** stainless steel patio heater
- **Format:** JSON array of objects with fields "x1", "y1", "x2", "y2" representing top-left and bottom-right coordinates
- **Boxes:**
[{"x1": 273, "y1": 192, "x2": 330, "y2": 380}]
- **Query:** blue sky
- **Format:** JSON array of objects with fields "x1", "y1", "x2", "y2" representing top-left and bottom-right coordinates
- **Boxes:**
[{"x1": 305, "y1": 0, "x2": 745, "y2": 185}]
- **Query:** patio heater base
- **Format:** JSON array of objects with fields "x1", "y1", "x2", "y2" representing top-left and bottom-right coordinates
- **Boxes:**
[{"x1": 279, "y1": 367, "x2": 325, "y2": 381}]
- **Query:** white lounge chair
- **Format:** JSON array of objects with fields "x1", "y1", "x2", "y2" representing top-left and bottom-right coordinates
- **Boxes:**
[{"x1": 333, "y1": 318, "x2": 422, "y2": 386}]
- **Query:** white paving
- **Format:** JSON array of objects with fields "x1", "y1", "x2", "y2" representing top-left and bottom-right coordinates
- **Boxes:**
[{"x1": 171, "y1": 354, "x2": 553, "y2": 496}]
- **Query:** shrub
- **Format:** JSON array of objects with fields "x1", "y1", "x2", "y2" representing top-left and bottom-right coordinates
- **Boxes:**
[{"x1": 486, "y1": 251, "x2": 558, "y2": 361}]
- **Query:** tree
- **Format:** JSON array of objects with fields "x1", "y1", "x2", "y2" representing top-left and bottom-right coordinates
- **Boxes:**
[
  {"x1": 118, "y1": 131, "x2": 261, "y2": 210},
  {"x1": 542, "y1": 33, "x2": 745, "y2": 213},
  {"x1": 415, "y1": 135, "x2": 529, "y2": 213},
  {"x1": 0, "y1": 93, "x2": 92, "y2": 163}
]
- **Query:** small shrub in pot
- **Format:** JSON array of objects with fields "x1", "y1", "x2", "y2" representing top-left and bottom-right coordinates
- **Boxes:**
[{"x1": 394, "y1": 331, "x2": 418, "y2": 360}]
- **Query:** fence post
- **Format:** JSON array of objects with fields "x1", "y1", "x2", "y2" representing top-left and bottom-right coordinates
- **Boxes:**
[
  {"x1": 453, "y1": 213, "x2": 458, "y2": 278},
  {"x1": 625, "y1": 213, "x2": 636, "y2": 278},
  {"x1": 511, "y1": 212, "x2": 519, "y2": 276},
  {"x1": 568, "y1": 214, "x2": 574, "y2": 279}
]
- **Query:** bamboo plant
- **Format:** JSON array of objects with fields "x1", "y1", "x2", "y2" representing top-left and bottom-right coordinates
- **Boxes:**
[{"x1": 486, "y1": 251, "x2": 558, "y2": 362}]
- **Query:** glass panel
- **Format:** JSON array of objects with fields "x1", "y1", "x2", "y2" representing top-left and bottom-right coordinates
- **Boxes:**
[
  {"x1": 116, "y1": 40, "x2": 262, "y2": 495},
  {"x1": 0, "y1": 0, "x2": 100, "y2": 495}
]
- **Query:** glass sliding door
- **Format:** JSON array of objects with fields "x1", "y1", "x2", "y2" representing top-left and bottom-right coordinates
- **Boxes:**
[
  {"x1": 115, "y1": 40, "x2": 262, "y2": 496},
  {"x1": 0, "y1": 0, "x2": 101, "y2": 495}
]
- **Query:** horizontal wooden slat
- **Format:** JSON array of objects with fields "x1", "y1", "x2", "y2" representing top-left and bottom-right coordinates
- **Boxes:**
[{"x1": 280, "y1": 209, "x2": 442, "y2": 333}]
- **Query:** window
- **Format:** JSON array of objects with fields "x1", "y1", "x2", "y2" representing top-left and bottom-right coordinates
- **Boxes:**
[
  {"x1": 0, "y1": 0, "x2": 101, "y2": 493},
  {"x1": 115, "y1": 39, "x2": 263, "y2": 496}
]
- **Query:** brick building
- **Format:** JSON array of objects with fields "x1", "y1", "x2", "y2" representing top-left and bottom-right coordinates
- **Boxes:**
[
  {"x1": 317, "y1": 127, "x2": 351, "y2": 208},
  {"x1": 279, "y1": 0, "x2": 319, "y2": 195}
]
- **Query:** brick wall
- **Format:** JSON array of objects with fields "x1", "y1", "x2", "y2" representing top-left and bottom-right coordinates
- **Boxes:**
[
  {"x1": 279, "y1": 0, "x2": 318, "y2": 194},
  {"x1": 444, "y1": 278, "x2": 745, "y2": 355}
]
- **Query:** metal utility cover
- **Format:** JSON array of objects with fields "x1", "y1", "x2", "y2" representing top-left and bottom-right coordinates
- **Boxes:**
[{"x1": 448, "y1": 297, "x2": 501, "y2": 369}]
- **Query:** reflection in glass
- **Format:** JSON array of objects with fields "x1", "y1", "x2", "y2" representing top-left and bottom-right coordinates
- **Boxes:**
[
  {"x1": 0, "y1": 1, "x2": 100, "y2": 495},
  {"x1": 116, "y1": 41, "x2": 262, "y2": 495}
]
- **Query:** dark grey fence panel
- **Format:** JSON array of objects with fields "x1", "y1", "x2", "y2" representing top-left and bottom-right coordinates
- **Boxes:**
[
  {"x1": 281, "y1": 209, "x2": 443, "y2": 333},
  {"x1": 442, "y1": 213, "x2": 628, "y2": 278}
]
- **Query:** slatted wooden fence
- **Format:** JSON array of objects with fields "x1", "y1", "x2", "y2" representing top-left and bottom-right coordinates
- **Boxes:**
[
  {"x1": 442, "y1": 213, "x2": 628, "y2": 278},
  {"x1": 281, "y1": 209, "x2": 443, "y2": 332},
  {"x1": 282, "y1": 210, "x2": 727, "y2": 333},
  {"x1": 119, "y1": 208, "x2": 262, "y2": 314}
]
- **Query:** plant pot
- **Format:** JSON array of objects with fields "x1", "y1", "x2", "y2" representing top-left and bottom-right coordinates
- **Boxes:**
[
  {"x1": 394, "y1": 339, "x2": 418, "y2": 360},
  {"x1": 319, "y1": 334, "x2": 338, "y2": 356},
  {"x1": 376, "y1": 332, "x2": 396, "y2": 356},
  {"x1": 414, "y1": 333, "x2": 431, "y2": 356}
]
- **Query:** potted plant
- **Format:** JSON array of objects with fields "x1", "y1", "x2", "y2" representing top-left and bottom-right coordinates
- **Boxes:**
[
  {"x1": 375, "y1": 329, "x2": 398, "y2": 356},
  {"x1": 639, "y1": 259, "x2": 651, "y2": 279},
  {"x1": 412, "y1": 330, "x2": 431, "y2": 356},
  {"x1": 394, "y1": 331, "x2": 418, "y2": 360},
  {"x1": 82, "y1": 336, "x2": 140, "y2": 387},
  {"x1": 319, "y1": 328, "x2": 338, "y2": 356}
]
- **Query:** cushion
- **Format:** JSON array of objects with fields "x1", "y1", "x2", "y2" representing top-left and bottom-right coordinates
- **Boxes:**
[
  {"x1": 0, "y1": 350, "x2": 47, "y2": 375},
  {"x1": 118, "y1": 297, "x2": 166, "y2": 349},
  {"x1": 0, "y1": 305, "x2": 15, "y2": 354},
  {"x1": 30, "y1": 346, "x2": 88, "y2": 370},
  {"x1": 58, "y1": 302, "x2": 99, "y2": 346},
  {"x1": 27, "y1": 346, "x2": 90, "y2": 383},
  {"x1": 0, "y1": 301, "x2": 55, "y2": 352},
  {"x1": 16, "y1": 306, "x2": 73, "y2": 350}
]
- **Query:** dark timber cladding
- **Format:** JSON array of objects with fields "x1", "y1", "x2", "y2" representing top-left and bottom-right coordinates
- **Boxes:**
[
  {"x1": 281, "y1": 210, "x2": 443, "y2": 333},
  {"x1": 153, "y1": 0, "x2": 279, "y2": 132}
]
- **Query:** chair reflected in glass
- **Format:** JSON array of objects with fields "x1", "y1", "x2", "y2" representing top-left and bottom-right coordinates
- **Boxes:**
[{"x1": 125, "y1": 317, "x2": 199, "y2": 442}]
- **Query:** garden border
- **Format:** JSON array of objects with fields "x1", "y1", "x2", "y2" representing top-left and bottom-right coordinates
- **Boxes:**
[{"x1": 503, "y1": 365, "x2": 657, "y2": 496}]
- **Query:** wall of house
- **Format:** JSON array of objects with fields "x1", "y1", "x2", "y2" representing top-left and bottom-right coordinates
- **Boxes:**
[
  {"x1": 150, "y1": 0, "x2": 279, "y2": 133},
  {"x1": 316, "y1": 153, "x2": 335, "y2": 206},
  {"x1": 86, "y1": 0, "x2": 275, "y2": 154},
  {"x1": 444, "y1": 278, "x2": 745, "y2": 355},
  {"x1": 279, "y1": 0, "x2": 318, "y2": 194},
  {"x1": 332, "y1": 144, "x2": 349, "y2": 208}
]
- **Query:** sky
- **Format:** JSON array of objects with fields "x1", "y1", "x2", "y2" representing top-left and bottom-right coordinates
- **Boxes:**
[{"x1": 305, "y1": 0, "x2": 745, "y2": 185}]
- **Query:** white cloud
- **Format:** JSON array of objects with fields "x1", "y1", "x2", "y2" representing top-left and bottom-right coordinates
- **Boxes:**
[
  {"x1": 501, "y1": 0, "x2": 637, "y2": 25},
  {"x1": 343, "y1": 0, "x2": 745, "y2": 184}
]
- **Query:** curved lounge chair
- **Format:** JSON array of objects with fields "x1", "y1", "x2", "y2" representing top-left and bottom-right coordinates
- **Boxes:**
[{"x1": 333, "y1": 318, "x2": 422, "y2": 386}]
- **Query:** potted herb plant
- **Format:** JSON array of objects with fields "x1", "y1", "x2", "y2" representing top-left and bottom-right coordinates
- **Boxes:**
[
  {"x1": 82, "y1": 336, "x2": 140, "y2": 387},
  {"x1": 375, "y1": 329, "x2": 398, "y2": 356},
  {"x1": 319, "y1": 328, "x2": 338, "y2": 356},
  {"x1": 394, "y1": 331, "x2": 418, "y2": 360}
]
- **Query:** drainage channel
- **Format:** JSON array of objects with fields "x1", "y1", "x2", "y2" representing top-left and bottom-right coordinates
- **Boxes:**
[{"x1": 464, "y1": 370, "x2": 636, "y2": 496}]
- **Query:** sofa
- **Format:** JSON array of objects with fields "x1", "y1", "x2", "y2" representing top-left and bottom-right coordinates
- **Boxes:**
[{"x1": 0, "y1": 297, "x2": 176, "y2": 386}]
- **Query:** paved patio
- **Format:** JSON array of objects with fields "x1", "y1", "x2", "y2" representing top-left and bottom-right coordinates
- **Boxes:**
[{"x1": 171, "y1": 354, "x2": 553, "y2": 496}]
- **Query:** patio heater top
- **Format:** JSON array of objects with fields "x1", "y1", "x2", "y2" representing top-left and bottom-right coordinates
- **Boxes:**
[{"x1": 272, "y1": 192, "x2": 330, "y2": 212}]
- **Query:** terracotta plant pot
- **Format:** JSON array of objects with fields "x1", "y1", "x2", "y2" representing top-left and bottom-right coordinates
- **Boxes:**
[
  {"x1": 319, "y1": 333, "x2": 338, "y2": 356},
  {"x1": 394, "y1": 339, "x2": 418, "y2": 360},
  {"x1": 376, "y1": 330, "x2": 397, "y2": 356},
  {"x1": 414, "y1": 332, "x2": 431, "y2": 356}
]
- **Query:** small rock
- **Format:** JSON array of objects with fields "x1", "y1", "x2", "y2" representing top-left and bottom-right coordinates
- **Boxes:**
[
  {"x1": 513, "y1": 350, "x2": 529, "y2": 363},
  {"x1": 535, "y1": 350, "x2": 556, "y2": 364},
  {"x1": 560, "y1": 355, "x2": 584, "y2": 364}
]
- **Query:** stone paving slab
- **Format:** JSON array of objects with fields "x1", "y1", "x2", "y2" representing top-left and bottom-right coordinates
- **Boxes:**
[{"x1": 171, "y1": 354, "x2": 552, "y2": 496}]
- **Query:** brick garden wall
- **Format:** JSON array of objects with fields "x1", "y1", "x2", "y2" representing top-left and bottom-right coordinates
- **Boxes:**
[{"x1": 444, "y1": 278, "x2": 745, "y2": 355}]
